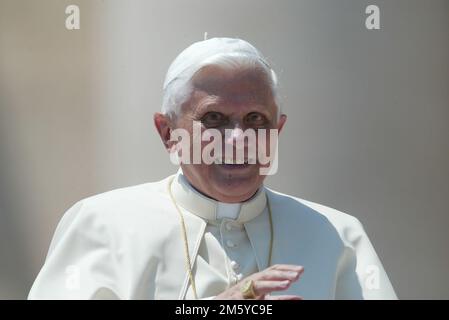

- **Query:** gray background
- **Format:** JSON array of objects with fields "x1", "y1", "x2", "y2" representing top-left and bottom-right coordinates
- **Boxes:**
[{"x1": 1, "y1": 0, "x2": 448, "y2": 299}]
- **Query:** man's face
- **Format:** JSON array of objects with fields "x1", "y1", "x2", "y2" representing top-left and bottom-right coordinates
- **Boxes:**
[{"x1": 156, "y1": 65, "x2": 286, "y2": 203}]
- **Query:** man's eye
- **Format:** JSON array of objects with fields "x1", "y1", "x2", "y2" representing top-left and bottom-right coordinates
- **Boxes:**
[
  {"x1": 201, "y1": 112, "x2": 226, "y2": 127},
  {"x1": 245, "y1": 112, "x2": 267, "y2": 126}
]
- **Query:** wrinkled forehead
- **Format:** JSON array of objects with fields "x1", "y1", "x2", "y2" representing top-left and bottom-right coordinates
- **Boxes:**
[{"x1": 188, "y1": 65, "x2": 275, "y2": 109}]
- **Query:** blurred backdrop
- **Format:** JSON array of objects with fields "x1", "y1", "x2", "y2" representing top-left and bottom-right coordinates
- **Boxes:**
[{"x1": 1, "y1": 0, "x2": 448, "y2": 299}]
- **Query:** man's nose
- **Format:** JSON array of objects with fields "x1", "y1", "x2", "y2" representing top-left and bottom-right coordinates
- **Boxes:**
[{"x1": 224, "y1": 124, "x2": 246, "y2": 146}]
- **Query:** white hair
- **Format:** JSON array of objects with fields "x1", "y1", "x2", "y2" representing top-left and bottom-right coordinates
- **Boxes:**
[{"x1": 161, "y1": 52, "x2": 281, "y2": 120}]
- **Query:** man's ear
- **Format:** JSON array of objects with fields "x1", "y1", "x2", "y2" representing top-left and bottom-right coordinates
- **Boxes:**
[
  {"x1": 277, "y1": 114, "x2": 287, "y2": 134},
  {"x1": 154, "y1": 112, "x2": 173, "y2": 151}
]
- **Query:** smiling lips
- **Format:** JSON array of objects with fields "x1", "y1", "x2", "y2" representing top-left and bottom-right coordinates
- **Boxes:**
[
  {"x1": 214, "y1": 158, "x2": 257, "y2": 171},
  {"x1": 214, "y1": 158, "x2": 256, "y2": 165}
]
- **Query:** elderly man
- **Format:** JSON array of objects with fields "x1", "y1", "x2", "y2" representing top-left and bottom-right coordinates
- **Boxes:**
[{"x1": 28, "y1": 37, "x2": 397, "y2": 300}]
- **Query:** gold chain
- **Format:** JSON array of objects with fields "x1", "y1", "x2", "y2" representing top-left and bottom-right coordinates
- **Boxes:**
[
  {"x1": 168, "y1": 177, "x2": 199, "y2": 299},
  {"x1": 168, "y1": 176, "x2": 274, "y2": 299},
  {"x1": 267, "y1": 196, "x2": 274, "y2": 267}
]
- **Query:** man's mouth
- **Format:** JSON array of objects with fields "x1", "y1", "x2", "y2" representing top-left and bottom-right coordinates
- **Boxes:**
[
  {"x1": 213, "y1": 158, "x2": 257, "y2": 171},
  {"x1": 214, "y1": 158, "x2": 256, "y2": 165}
]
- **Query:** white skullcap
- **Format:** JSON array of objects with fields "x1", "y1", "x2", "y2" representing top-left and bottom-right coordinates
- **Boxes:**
[{"x1": 163, "y1": 37, "x2": 272, "y2": 90}]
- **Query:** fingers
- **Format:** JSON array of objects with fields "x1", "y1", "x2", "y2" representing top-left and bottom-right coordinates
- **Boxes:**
[
  {"x1": 262, "y1": 265, "x2": 304, "y2": 281},
  {"x1": 238, "y1": 264, "x2": 305, "y2": 299},
  {"x1": 252, "y1": 280, "x2": 292, "y2": 296},
  {"x1": 269, "y1": 264, "x2": 304, "y2": 274},
  {"x1": 258, "y1": 269, "x2": 302, "y2": 282},
  {"x1": 265, "y1": 294, "x2": 303, "y2": 300}
]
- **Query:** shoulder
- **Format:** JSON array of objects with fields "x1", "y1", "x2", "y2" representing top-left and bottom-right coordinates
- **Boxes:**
[
  {"x1": 78, "y1": 174, "x2": 174, "y2": 217},
  {"x1": 265, "y1": 187, "x2": 366, "y2": 247},
  {"x1": 53, "y1": 175, "x2": 178, "y2": 245},
  {"x1": 81, "y1": 175, "x2": 172, "y2": 210}
]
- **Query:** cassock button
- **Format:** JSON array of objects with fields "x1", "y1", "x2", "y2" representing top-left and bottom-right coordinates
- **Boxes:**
[
  {"x1": 226, "y1": 240, "x2": 236, "y2": 248},
  {"x1": 230, "y1": 260, "x2": 240, "y2": 271},
  {"x1": 236, "y1": 273, "x2": 243, "y2": 281},
  {"x1": 225, "y1": 222, "x2": 232, "y2": 231}
]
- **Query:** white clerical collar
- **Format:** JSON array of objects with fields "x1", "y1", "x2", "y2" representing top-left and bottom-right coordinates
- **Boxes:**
[{"x1": 171, "y1": 168, "x2": 267, "y2": 223}]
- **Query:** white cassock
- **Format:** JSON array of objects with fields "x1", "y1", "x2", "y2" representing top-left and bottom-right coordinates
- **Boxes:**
[{"x1": 28, "y1": 169, "x2": 397, "y2": 299}]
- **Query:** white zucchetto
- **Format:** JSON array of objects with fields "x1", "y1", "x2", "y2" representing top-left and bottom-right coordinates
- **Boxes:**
[{"x1": 163, "y1": 37, "x2": 272, "y2": 90}]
